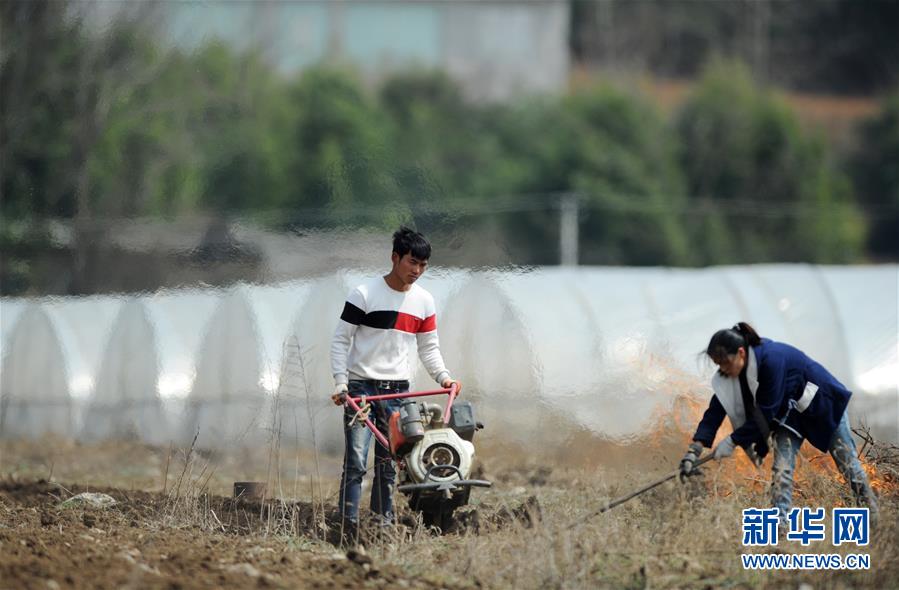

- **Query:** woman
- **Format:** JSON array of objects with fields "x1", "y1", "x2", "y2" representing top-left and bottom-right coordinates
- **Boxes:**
[{"x1": 679, "y1": 322, "x2": 878, "y2": 520}]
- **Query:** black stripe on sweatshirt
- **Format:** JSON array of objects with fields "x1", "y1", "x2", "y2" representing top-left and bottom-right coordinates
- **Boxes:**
[
  {"x1": 340, "y1": 302, "x2": 366, "y2": 325},
  {"x1": 340, "y1": 302, "x2": 398, "y2": 329}
]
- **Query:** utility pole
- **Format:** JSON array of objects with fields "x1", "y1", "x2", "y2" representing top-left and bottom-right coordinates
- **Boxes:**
[
  {"x1": 597, "y1": 0, "x2": 615, "y2": 69},
  {"x1": 327, "y1": 0, "x2": 345, "y2": 62},
  {"x1": 559, "y1": 193, "x2": 579, "y2": 266},
  {"x1": 751, "y1": 0, "x2": 770, "y2": 85}
]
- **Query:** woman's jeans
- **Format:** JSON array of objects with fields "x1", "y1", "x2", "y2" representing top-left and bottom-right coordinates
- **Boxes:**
[
  {"x1": 771, "y1": 412, "x2": 878, "y2": 520},
  {"x1": 338, "y1": 380, "x2": 405, "y2": 525}
]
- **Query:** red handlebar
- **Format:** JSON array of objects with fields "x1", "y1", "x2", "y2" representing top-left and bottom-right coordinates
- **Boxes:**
[
  {"x1": 346, "y1": 385, "x2": 455, "y2": 404},
  {"x1": 343, "y1": 384, "x2": 459, "y2": 452}
]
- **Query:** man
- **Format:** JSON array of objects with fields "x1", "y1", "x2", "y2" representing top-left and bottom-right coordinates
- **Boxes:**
[{"x1": 330, "y1": 226, "x2": 461, "y2": 534}]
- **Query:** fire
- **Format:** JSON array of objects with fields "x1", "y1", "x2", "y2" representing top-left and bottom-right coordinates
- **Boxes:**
[
  {"x1": 615, "y1": 360, "x2": 899, "y2": 503},
  {"x1": 712, "y1": 427, "x2": 898, "y2": 499},
  {"x1": 653, "y1": 380, "x2": 899, "y2": 501},
  {"x1": 859, "y1": 449, "x2": 898, "y2": 496}
]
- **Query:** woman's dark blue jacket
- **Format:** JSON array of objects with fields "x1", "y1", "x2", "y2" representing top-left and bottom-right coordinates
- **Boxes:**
[{"x1": 693, "y1": 339, "x2": 851, "y2": 452}]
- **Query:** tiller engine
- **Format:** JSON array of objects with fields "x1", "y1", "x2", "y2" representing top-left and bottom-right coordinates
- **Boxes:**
[{"x1": 344, "y1": 385, "x2": 491, "y2": 531}]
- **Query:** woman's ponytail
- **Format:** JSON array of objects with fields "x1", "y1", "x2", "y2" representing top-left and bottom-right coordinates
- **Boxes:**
[
  {"x1": 734, "y1": 322, "x2": 761, "y2": 346},
  {"x1": 706, "y1": 321, "x2": 762, "y2": 360}
]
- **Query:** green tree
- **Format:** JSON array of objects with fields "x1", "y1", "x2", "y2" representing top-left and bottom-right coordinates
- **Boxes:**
[
  {"x1": 90, "y1": 40, "x2": 297, "y2": 218},
  {"x1": 482, "y1": 86, "x2": 689, "y2": 265},
  {"x1": 852, "y1": 94, "x2": 899, "y2": 259},
  {"x1": 189, "y1": 42, "x2": 295, "y2": 214},
  {"x1": 285, "y1": 67, "x2": 395, "y2": 226},
  {"x1": 570, "y1": 0, "x2": 899, "y2": 94},
  {"x1": 85, "y1": 26, "x2": 197, "y2": 217},
  {"x1": 777, "y1": 0, "x2": 899, "y2": 93},
  {"x1": 378, "y1": 70, "x2": 501, "y2": 203},
  {"x1": 567, "y1": 88, "x2": 689, "y2": 265},
  {"x1": 1, "y1": 0, "x2": 83, "y2": 218},
  {"x1": 676, "y1": 59, "x2": 863, "y2": 263}
]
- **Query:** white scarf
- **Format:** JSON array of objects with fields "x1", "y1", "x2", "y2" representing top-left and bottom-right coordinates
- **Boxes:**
[{"x1": 711, "y1": 346, "x2": 759, "y2": 431}]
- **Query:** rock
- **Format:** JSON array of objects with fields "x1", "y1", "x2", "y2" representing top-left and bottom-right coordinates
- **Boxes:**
[
  {"x1": 117, "y1": 551, "x2": 160, "y2": 576},
  {"x1": 59, "y1": 493, "x2": 117, "y2": 509},
  {"x1": 40, "y1": 513, "x2": 57, "y2": 527},
  {"x1": 312, "y1": 552, "x2": 346, "y2": 562},
  {"x1": 527, "y1": 466, "x2": 553, "y2": 486},
  {"x1": 346, "y1": 546, "x2": 373, "y2": 567},
  {"x1": 224, "y1": 563, "x2": 263, "y2": 578},
  {"x1": 118, "y1": 551, "x2": 137, "y2": 564}
]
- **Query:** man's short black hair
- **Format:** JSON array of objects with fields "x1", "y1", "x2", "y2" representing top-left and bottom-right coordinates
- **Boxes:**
[{"x1": 392, "y1": 226, "x2": 431, "y2": 260}]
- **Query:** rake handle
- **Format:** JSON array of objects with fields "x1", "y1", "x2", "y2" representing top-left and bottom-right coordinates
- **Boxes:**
[{"x1": 596, "y1": 454, "x2": 716, "y2": 514}]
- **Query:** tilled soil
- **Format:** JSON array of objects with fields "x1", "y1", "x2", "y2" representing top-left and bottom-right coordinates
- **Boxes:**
[{"x1": 0, "y1": 480, "x2": 467, "y2": 590}]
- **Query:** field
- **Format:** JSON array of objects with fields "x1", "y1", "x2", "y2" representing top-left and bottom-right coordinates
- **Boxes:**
[{"x1": 1, "y1": 426, "x2": 897, "y2": 590}]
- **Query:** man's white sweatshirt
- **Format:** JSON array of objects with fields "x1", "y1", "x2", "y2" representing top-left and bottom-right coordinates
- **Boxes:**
[{"x1": 330, "y1": 276, "x2": 451, "y2": 387}]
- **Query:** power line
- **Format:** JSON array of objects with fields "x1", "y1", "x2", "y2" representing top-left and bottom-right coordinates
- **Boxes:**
[{"x1": 12, "y1": 189, "x2": 889, "y2": 232}]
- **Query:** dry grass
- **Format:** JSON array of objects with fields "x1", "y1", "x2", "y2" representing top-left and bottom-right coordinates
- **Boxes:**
[
  {"x1": 2, "y1": 365, "x2": 895, "y2": 589},
  {"x1": 369, "y1": 459, "x2": 898, "y2": 589},
  {"x1": 3, "y1": 433, "x2": 896, "y2": 589}
]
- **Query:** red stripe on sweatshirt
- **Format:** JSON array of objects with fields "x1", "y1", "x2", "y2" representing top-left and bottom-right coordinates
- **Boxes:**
[
  {"x1": 393, "y1": 313, "x2": 437, "y2": 333},
  {"x1": 393, "y1": 312, "x2": 423, "y2": 333},
  {"x1": 419, "y1": 314, "x2": 437, "y2": 333}
]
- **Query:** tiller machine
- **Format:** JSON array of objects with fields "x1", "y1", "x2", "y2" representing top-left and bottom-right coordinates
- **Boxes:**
[{"x1": 343, "y1": 384, "x2": 491, "y2": 530}]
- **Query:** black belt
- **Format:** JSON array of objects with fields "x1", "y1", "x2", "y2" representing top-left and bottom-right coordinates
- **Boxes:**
[{"x1": 352, "y1": 379, "x2": 409, "y2": 390}]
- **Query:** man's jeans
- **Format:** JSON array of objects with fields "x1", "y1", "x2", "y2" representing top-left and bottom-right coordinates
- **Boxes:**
[
  {"x1": 338, "y1": 380, "x2": 406, "y2": 525},
  {"x1": 771, "y1": 411, "x2": 878, "y2": 520}
]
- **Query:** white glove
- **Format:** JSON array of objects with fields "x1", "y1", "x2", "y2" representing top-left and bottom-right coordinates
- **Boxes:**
[
  {"x1": 679, "y1": 441, "x2": 704, "y2": 482},
  {"x1": 713, "y1": 436, "x2": 736, "y2": 460},
  {"x1": 331, "y1": 383, "x2": 348, "y2": 405}
]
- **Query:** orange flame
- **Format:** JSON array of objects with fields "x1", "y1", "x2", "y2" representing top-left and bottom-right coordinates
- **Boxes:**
[{"x1": 654, "y1": 380, "x2": 899, "y2": 500}]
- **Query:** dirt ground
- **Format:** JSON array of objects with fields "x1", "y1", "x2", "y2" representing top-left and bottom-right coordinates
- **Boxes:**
[
  {"x1": 0, "y1": 478, "x2": 442, "y2": 590},
  {"x1": 0, "y1": 477, "x2": 543, "y2": 590},
  {"x1": 1, "y1": 432, "x2": 897, "y2": 590},
  {"x1": 0, "y1": 439, "x2": 541, "y2": 590}
]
